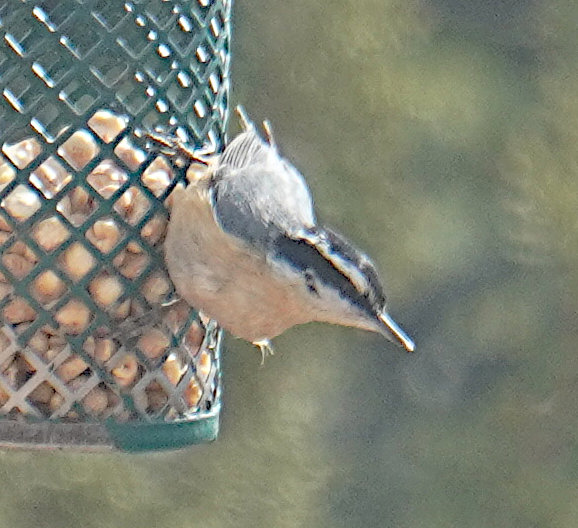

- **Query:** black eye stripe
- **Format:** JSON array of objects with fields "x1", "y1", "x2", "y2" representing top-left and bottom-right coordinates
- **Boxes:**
[
  {"x1": 304, "y1": 270, "x2": 319, "y2": 295},
  {"x1": 323, "y1": 228, "x2": 386, "y2": 308},
  {"x1": 274, "y1": 228, "x2": 385, "y2": 314}
]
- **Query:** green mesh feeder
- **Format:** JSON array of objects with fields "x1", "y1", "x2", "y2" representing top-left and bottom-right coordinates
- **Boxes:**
[{"x1": 0, "y1": 0, "x2": 230, "y2": 451}]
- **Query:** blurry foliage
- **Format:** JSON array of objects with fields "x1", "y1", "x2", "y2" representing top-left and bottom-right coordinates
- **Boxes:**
[
  {"x1": 2, "y1": 0, "x2": 578, "y2": 527},
  {"x1": 499, "y1": 0, "x2": 578, "y2": 275}
]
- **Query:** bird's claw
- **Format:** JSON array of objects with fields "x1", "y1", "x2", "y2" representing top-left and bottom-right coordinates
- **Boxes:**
[
  {"x1": 145, "y1": 131, "x2": 212, "y2": 165},
  {"x1": 252, "y1": 339, "x2": 274, "y2": 365}
]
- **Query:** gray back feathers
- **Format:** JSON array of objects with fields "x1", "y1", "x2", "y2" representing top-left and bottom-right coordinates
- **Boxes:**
[{"x1": 211, "y1": 128, "x2": 316, "y2": 247}]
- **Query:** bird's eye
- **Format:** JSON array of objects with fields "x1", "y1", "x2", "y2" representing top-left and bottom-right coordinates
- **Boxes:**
[{"x1": 304, "y1": 270, "x2": 318, "y2": 295}]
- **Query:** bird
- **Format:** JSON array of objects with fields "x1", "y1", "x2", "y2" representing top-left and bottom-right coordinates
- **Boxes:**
[{"x1": 153, "y1": 107, "x2": 414, "y2": 361}]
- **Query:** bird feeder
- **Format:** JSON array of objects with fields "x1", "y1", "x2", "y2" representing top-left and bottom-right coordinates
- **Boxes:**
[{"x1": 0, "y1": 0, "x2": 230, "y2": 451}]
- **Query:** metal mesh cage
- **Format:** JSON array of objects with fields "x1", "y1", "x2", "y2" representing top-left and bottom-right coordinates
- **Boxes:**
[{"x1": 0, "y1": 0, "x2": 230, "y2": 451}]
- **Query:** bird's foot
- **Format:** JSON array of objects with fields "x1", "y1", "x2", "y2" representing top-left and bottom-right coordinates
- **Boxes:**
[
  {"x1": 252, "y1": 339, "x2": 274, "y2": 365},
  {"x1": 145, "y1": 131, "x2": 212, "y2": 165}
]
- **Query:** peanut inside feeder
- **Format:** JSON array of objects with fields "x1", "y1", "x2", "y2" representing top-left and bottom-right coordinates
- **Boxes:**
[
  {"x1": 0, "y1": 110, "x2": 218, "y2": 423},
  {"x1": 0, "y1": 0, "x2": 229, "y2": 450}
]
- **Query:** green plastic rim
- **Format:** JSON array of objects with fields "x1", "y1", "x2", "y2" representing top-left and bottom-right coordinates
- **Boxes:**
[{"x1": 106, "y1": 408, "x2": 220, "y2": 452}]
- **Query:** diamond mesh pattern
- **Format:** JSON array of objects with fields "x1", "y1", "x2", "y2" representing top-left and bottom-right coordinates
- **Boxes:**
[{"x1": 0, "y1": 0, "x2": 229, "y2": 448}]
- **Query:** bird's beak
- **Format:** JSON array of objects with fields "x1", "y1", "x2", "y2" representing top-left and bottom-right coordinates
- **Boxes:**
[{"x1": 377, "y1": 312, "x2": 415, "y2": 352}]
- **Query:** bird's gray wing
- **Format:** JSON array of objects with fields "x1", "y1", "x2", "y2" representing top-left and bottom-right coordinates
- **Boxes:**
[
  {"x1": 210, "y1": 131, "x2": 316, "y2": 248},
  {"x1": 218, "y1": 128, "x2": 271, "y2": 169}
]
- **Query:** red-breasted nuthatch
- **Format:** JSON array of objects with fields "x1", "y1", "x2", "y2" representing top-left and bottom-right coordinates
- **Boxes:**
[{"x1": 154, "y1": 107, "x2": 414, "y2": 359}]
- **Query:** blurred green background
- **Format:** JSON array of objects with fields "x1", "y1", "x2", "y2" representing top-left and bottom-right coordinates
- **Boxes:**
[{"x1": 3, "y1": 0, "x2": 578, "y2": 526}]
